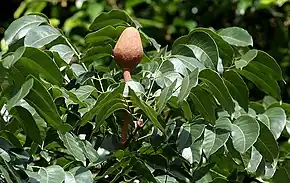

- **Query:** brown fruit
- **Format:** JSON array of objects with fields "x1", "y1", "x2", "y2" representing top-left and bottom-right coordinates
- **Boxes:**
[{"x1": 113, "y1": 27, "x2": 143, "y2": 71}]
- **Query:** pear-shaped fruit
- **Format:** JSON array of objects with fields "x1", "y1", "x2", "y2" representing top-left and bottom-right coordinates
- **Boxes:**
[{"x1": 113, "y1": 27, "x2": 143, "y2": 71}]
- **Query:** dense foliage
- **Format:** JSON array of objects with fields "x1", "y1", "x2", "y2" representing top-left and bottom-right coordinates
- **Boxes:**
[{"x1": 0, "y1": 8, "x2": 290, "y2": 182}]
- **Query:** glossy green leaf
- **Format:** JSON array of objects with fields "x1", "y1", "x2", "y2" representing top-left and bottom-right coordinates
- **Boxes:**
[
  {"x1": 173, "y1": 31, "x2": 219, "y2": 69},
  {"x1": 177, "y1": 121, "x2": 205, "y2": 151},
  {"x1": 273, "y1": 160, "x2": 290, "y2": 183},
  {"x1": 85, "y1": 25, "x2": 117, "y2": 45},
  {"x1": 6, "y1": 78, "x2": 33, "y2": 111},
  {"x1": 236, "y1": 50, "x2": 282, "y2": 80},
  {"x1": 155, "y1": 175, "x2": 178, "y2": 183},
  {"x1": 157, "y1": 80, "x2": 177, "y2": 113},
  {"x1": 90, "y1": 9, "x2": 134, "y2": 31},
  {"x1": 10, "y1": 106, "x2": 42, "y2": 144},
  {"x1": 50, "y1": 44, "x2": 74, "y2": 64},
  {"x1": 199, "y1": 69, "x2": 234, "y2": 114},
  {"x1": 235, "y1": 49, "x2": 257, "y2": 69},
  {"x1": 72, "y1": 85, "x2": 96, "y2": 101},
  {"x1": 181, "y1": 100, "x2": 193, "y2": 121},
  {"x1": 24, "y1": 25, "x2": 61, "y2": 48},
  {"x1": 231, "y1": 115, "x2": 260, "y2": 153},
  {"x1": 263, "y1": 107, "x2": 286, "y2": 140},
  {"x1": 170, "y1": 55, "x2": 206, "y2": 74},
  {"x1": 223, "y1": 70, "x2": 249, "y2": 110},
  {"x1": 178, "y1": 68, "x2": 199, "y2": 103},
  {"x1": 3, "y1": 47, "x2": 63, "y2": 86},
  {"x1": 254, "y1": 121, "x2": 279, "y2": 163},
  {"x1": 193, "y1": 28, "x2": 234, "y2": 67},
  {"x1": 58, "y1": 132, "x2": 86, "y2": 164},
  {"x1": 202, "y1": 117, "x2": 231, "y2": 157},
  {"x1": 38, "y1": 165, "x2": 65, "y2": 183},
  {"x1": 4, "y1": 15, "x2": 48, "y2": 46},
  {"x1": 246, "y1": 147, "x2": 262, "y2": 173},
  {"x1": 129, "y1": 89, "x2": 165, "y2": 133},
  {"x1": 69, "y1": 167, "x2": 93, "y2": 183},
  {"x1": 79, "y1": 140, "x2": 99, "y2": 163},
  {"x1": 25, "y1": 76, "x2": 71, "y2": 132},
  {"x1": 237, "y1": 63, "x2": 281, "y2": 100},
  {"x1": 218, "y1": 27, "x2": 253, "y2": 47},
  {"x1": 80, "y1": 84, "x2": 125, "y2": 127},
  {"x1": 190, "y1": 86, "x2": 217, "y2": 123},
  {"x1": 64, "y1": 172, "x2": 76, "y2": 183}
]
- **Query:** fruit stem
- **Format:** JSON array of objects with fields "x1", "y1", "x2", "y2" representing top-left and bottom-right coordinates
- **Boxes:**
[
  {"x1": 123, "y1": 69, "x2": 131, "y2": 82},
  {"x1": 121, "y1": 69, "x2": 131, "y2": 145}
]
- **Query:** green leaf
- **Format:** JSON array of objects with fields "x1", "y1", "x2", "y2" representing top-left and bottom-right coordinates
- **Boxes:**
[
  {"x1": 237, "y1": 62, "x2": 281, "y2": 100},
  {"x1": 202, "y1": 117, "x2": 231, "y2": 157},
  {"x1": 80, "y1": 84, "x2": 126, "y2": 127},
  {"x1": 4, "y1": 15, "x2": 48, "y2": 46},
  {"x1": 254, "y1": 121, "x2": 279, "y2": 163},
  {"x1": 38, "y1": 165, "x2": 65, "y2": 183},
  {"x1": 235, "y1": 50, "x2": 282, "y2": 80},
  {"x1": 231, "y1": 115, "x2": 260, "y2": 153},
  {"x1": 129, "y1": 89, "x2": 165, "y2": 133},
  {"x1": 0, "y1": 165, "x2": 13, "y2": 183},
  {"x1": 134, "y1": 160, "x2": 157, "y2": 183},
  {"x1": 10, "y1": 106, "x2": 42, "y2": 144},
  {"x1": 90, "y1": 9, "x2": 134, "y2": 31},
  {"x1": 85, "y1": 25, "x2": 117, "y2": 45},
  {"x1": 177, "y1": 121, "x2": 205, "y2": 151},
  {"x1": 273, "y1": 160, "x2": 290, "y2": 183},
  {"x1": 190, "y1": 86, "x2": 217, "y2": 123},
  {"x1": 263, "y1": 107, "x2": 286, "y2": 140},
  {"x1": 169, "y1": 55, "x2": 206, "y2": 74},
  {"x1": 69, "y1": 167, "x2": 93, "y2": 183},
  {"x1": 193, "y1": 28, "x2": 234, "y2": 67},
  {"x1": 25, "y1": 76, "x2": 71, "y2": 132},
  {"x1": 3, "y1": 47, "x2": 63, "y2": 86},
  {"x1": 58, "y1": 132, "x2": 86, "y2": 164},
  {"x1": 173, "y1": 31, "x2": 219, "y2": 69},
  {"x1": 246, "y1": 147, "x2": 262, "y2": 173},
  {"x1": 24, "y1": 25, "x2": 61, "y2": 48},
  {"x1": 235, "y1": 50, "x2": 258, "y2": 69},
  {"x1": 124, "y1": 80, "x2": 145, "y2": 97},
  {"x1": 223, "y1": 70, "x2": 249, "y2": 110},
  {"x1": 181, "y1": 100, "x2": 193, "y2": 121},
  {"x1": 199, "y1": 69, "x2": 234, "y2": 114},
  {"x1": 157, "y1": 80, "x2": 177, "y2": 113},
  {"x1": 218, "y1": 27, "x2": 253, "y2": 47},
  {"x1": 79, "y1": 140, "x2": 99, "y2": 163},
  {"x1": 0, "y1": 131, "x2": 22, "y2": 148},
  {"x1": 50, "y1": 44, "x2": 74, "y2": 64},
  {"x1": 178, "y1": 68, "x2": 199, "y2": 103},
  {"x1": 72, "y1": 85, "x2": 96, "y2": 101},
  {"x1": 64, "y1": 172, "x2": 76, "y2": 183},
  {"x1": 155, "y1": 175, "x2": 178, "y2": 183},
  {"x1": 6, "y1": 78, "x2": 33, "y2": 111}
]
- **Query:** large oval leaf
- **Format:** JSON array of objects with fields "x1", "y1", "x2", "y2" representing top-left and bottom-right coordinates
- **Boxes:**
[
  {"x1": 58, "y1": 132, "x2": 86, "y2": 164},
  {"x1": 263, "y1": 107, "x2": 286, "y2": 140},
  {"x1": 193, "y1": 28, "x2": 234, "y2": 67},
  {"x1": 218, "y1": 27, "x2": 253, "y2": 47},
  {"x1": 3, "y1": 47, "x2": 63, "y2": 86},
  {"x1": 237, "y1": 63, "x2": 281, "y2": 100},
  {"x1": 4, "y1": 15, "x2": 48, "y2": 46},
  {"x1": 190, "y1": 86, "x2": 217, "y2": 124},
  {"x1": 231, "y1": 115, "x2": 260, "y2": 153},
  {"x1": 38, "y1": 165, "x2": 65, "y2": 183},
  {"x1": 25, "y1": 76, "x2": 71, "y2": 132},
  {"x1": 254, "y1": 121, "x2": 279, "y2": 163},
  {"x1": 199, "y1": 69, "x2": 234, "y2": 114},
  {"x1": 24, "y1": 25, "x2": 61, "y2": 48},
  {"x1": 223, "y1": 70, "x2": 249, "y2": 111},
  {"x1": 202, "y1": 117, "x2": 231, "y2": 157},
  {"x1": 178, "y1": 68, "x2": 199, "y2": 103},
  {"x1": 49, "y1": 44, "x2": 74, "y2": 64}
]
